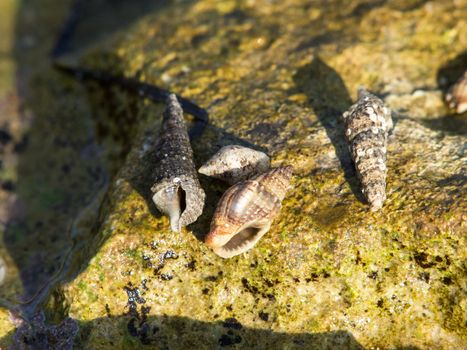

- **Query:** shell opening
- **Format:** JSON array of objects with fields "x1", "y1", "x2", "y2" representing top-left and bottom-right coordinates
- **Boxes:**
[
  {"x1": 211, "y1": 223, "x2": 271, "y2": 259},
  {"x1": 152, "y1": 185, "x2": 186, "y2": 232}
]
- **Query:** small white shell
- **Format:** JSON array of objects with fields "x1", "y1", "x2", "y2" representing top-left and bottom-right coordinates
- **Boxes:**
[{"x1": 199, "y1": 145, "x2": 270, "y2": 185}]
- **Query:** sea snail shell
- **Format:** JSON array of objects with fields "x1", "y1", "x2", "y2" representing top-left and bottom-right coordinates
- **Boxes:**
[
  {"x1": 199, "y1": 145, "x2": 270, "y2": 185},
  {"x1": 343, "y1": 88, "x2": 392, "y2": 211},
  {"x1": 205, "y1": 166, "x2": 293, "y2": 258},
  {"x1": 445, "y1": 71, "x2": 467, "y2": 114},
  {"x1": 151, "y1": 94, "x2": 205, "y2": 232}
]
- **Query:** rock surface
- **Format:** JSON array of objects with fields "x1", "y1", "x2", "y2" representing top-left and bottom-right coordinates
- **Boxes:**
[{"x1": 1, "y1": 0, "x2": 466, "y2": 349}]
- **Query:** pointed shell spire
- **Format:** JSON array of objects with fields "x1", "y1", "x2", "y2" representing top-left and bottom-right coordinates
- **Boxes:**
[
  {"x1": 343, "y1": 88, "x2": 392, "y2": 211},
  {"x1": 205, "y1": 166, "x2": 293, "y2": 258},
  {"x1": 151, "y1": 94, "x2": 205, "y2": 232},
  {"x1": 199, "y1": 145, "x2": 270, "y2": 185}
]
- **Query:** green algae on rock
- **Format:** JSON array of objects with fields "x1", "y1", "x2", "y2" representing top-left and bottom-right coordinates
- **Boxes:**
[
  {"x1": 1, "y1": 0, "x2": 467, "y2": 349},
  {"x1": 57, "y1": 0, "x2": 466, "y2": 349}
]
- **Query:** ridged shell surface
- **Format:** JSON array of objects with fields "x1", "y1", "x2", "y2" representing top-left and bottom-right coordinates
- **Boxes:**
[
  {"x1": 343, "y1": 88, "x2": 392, "y2": 211},
  {"x1": 205, "y1": 166, "x2": 293, "y2": 258},
  {"x1": 199, "y1": 145, "x2": 270, "y2": 185},
  {"x1": 151, "y1": 94, "x2": 205, "y2": 232},
  {"x1": 445, "y1": 71, "x2": 467, "y2": 114}
]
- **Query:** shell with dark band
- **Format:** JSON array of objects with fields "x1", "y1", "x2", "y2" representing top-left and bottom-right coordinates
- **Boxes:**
[
  {"x1": 343, "y1": 88, "x2": 392, "y2": 211},
  {"x1": 199, "y1": 145, "x2": 270, "y2": 185},
  {"x1": 205, "y1": 166, "x2": 293, "y2": 258},
  {"x1": 151, "y1": 94, "x2": 205, "y2": 232}
]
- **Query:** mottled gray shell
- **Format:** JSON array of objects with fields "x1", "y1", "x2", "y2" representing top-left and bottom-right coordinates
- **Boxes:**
[
  {"x1": 343, "y1": 88, "x2": 392, "y2": 211},
  {"x1": 199, "y1": 145, "x2": 270, "y2": 185},
  {"x1": 151, "y1": 94, "x2": 205, "y2": 232},
  {"x1": 445, "y1": 71, "x2": 467, "y2": 114}
]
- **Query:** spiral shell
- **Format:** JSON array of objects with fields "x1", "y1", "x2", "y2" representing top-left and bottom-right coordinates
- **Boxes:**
[
  {"x1": 199, "y1": 145, "x2": 270, "y2": 185},
  {"x1": 445, "y1": 71, "x2": 467, "y2": 114},
  {"x1": 205, "y1": 166, "x2": 293, "y2": 258},
  {"x1": 343, "y1": 88, "x2": 392, "y2": 211},
  {"x1": 151, "y1": 94, "x2": 205, "y2": 232}
]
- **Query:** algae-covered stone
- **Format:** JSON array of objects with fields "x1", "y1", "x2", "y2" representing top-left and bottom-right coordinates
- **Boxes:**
[
  {"x1": 60, "y1": 1, "x2": 466, "y2": 349},
  {"x1": 2, "y1": 0, "x2": 467, "y2": 349}
]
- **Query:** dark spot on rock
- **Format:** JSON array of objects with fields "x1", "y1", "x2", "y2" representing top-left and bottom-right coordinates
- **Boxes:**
[
  {"x1": 259, "y1": 311, "x2": 269, "y2": 321},
  {"x1": 105, "y1": 304, "x2": 111, "y2": 317},
  {"x1": 419, "y1": 272, "x2": 430, "y2": 283},
  {"x1": 1, "y1": 180, "x2": 15, "y2": 192},
  {"x1": 445, "y1": 255, "x2": 451, "y2": 265},
  {"x1": 322, "y1": 271, "x2": 331, "y2": 278},
  {"x1": 377, "y1": 298, "x2": 384, "y2": 308},
  {"x1": 250, "y1": 261, "x2": 258, "y2": 268},
  {"x1": 219, "y1": 333, "x2": 242, "y2": 346},
  {"x1": 124, "y1": 283, "x2": 146, "y2": 316},
  {"x1": 355, "y1": 250, "x2": 362, "y2": 265},
  {"x1": 61, "y1": 164, "x2": 71, "y2": 174},
  {"x1": 127, "y1": 318, "x2": 138, "y2": 337},
  {"x1": 140, "y1": 279, "x2": 149, "y2": 290},
  {"x1": 384, "y1": 267, "x2": 390, "y2": 272},
  {"x1": 414, "y1": 252, "x2": 436, "y2": 268},
  {"x1": 202, "y1": 288, "x2": 210, "y2": 295},
  {"x1": 293, "y1": 277, "x2": 300, "y2": 283},
  {"x1": 293, "y1": 338, "x2": 305, "y2": 345},
  {"x1": 205, "y1": 275, "x2": 218, "y2": 282},
  {"x1": 435, "y1": 256, "x2": 443, "y2": 263},
  {"x1": 442, "y1": 276, "x2": 453, "y2": 285},
  {"x1": 368, "y1": 271, "x2": 378, "y2": 279},
  {"x1": 241, "y1": 278, "x2": 258, "y2": 294},
  {"x1": 222, "y1": 318, "x2": 243, "y2": 330},
  {"x1": 185, "y1": 259, "x2": 196, "y2": 271},
  {"x1": 0, "y1": 129, "x2": 12, "y2": 145},
  {"x1": 226, "y1": 304, "x2": 233, "y2": 311},
  {"x1": 160, "y1": 273, "x2": 173, "y2": 281},
  {"x1": 163, "y1": 250, "x2": 178, "y2": 259}
]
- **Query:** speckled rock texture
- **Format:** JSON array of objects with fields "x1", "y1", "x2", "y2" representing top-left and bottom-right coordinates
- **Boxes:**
[{"x1": 0, "y1": 0, "x2": 466, "y2": 349}]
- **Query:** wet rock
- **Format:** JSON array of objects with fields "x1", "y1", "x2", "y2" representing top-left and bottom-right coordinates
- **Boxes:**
[{"x1": 1, "y1": 0, "x2": 466, "y2": 349}]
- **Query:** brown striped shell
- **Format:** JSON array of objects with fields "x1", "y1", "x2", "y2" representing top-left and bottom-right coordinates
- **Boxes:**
[
  {"x1": 205, "y1": 166, "x2": 293, "y2": 258},
  {"x1": 445, "y1": 71, "x2": 467, "y2": 114},
  {"x1": 199, "y1": 145, "x2": 270, "y2": 185},
  {"x1": 343, "y1": 88, "x2": 392, "y2": 211},
  {"x1": 151, "y1": 94, "x2": 205, "y2": 232}
]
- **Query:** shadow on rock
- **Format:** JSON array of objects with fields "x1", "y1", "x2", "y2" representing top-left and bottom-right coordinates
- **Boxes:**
[
  {"x1": 2, "y1": 314, "x2": 369, "y2": 350},
  {"x1": 292, "y1": 56, "x2": 364, "y2": 203},
  {"x1": 0, "y1": 0, "x2": 185, "y2": 326},
  {"x1": 436, "y1": 50, "x2": 467, "y2": 105}
]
